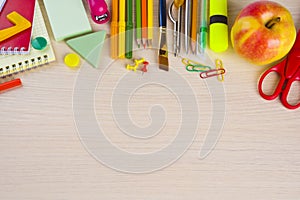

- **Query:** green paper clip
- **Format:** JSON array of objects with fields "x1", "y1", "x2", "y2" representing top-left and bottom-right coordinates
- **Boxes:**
[
  {"x1": 182, "y1": 58, "x2": 211, "y2": 72},
  {"x1": 186, "y1": 64, "x2": 211, "y2": 72}
]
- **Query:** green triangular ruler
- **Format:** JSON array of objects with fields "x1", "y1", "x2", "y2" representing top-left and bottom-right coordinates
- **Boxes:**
[{"x1": 66, "y1": 31, "x2": 106, "y2": 68}]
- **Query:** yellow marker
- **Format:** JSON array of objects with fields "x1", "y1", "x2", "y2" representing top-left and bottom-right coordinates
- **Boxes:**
[
  {"x1": 64, "y1": 53, "x2": 80, "y2": 68},
  {"x1": 209, "y1": 0, "x2": 228, "y2": 52},
  {"x1": 147, "y1": 0, "x2": 153, "y2": 47},
  {"x1": 118, "y1": 0, "x2": 126, "y2": 58},
  {"x1": 0, "y1": 11, "x2": 31, "y2": 43}
]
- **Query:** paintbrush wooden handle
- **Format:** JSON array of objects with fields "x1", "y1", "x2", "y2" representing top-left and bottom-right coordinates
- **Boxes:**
[{"x1": 159, "y1": 0, "x2": 167, "y2": 27}]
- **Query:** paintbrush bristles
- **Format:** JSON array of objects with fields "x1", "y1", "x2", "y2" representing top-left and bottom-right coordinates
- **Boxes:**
[
  {"x1": 159, "y1": 46, "x2": 169, "y2": 71},
  {"x1": 158, "y1": 27, "x2": 169, "y2": 71},
  {"x1": 159, "y1": 55, "x2": 169, "y2": 71}
]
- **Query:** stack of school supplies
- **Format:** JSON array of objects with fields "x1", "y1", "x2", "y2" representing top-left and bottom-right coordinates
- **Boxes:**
[
  {"x1": 43, "y1": 0, "x2": 92, "y2": 41},
  {"x1": 0, "y1": 1, "x2": 56, "y2": 78},
  {"x1": 0, "y1": 0, "x2": 36, "y2": 54},
  {"x1": 43, "y1": 0, "x2": 106, "y2": 68}
]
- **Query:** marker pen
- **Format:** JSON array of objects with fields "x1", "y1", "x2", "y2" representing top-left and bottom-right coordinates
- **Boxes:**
[{"x1": 209, "y1": 0, "x2": 228, "y2": 52}]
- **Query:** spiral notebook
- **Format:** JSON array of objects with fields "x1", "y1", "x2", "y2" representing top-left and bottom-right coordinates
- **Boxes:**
[
  {"x1": 0, "y1": 1, "x2": 56, "y2": 78},
  {"x1": 0, "y1": 0, "x2": 36, "y2": 54}
]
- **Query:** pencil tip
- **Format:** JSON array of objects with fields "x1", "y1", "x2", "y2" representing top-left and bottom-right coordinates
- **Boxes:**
[{"x1": 148, "y1": 40, "x2": 152, "y2": 48}]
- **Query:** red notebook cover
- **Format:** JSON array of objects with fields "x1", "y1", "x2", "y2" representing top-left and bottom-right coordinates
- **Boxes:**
[{"x1": 0, "y1": 0, "x2": 36, "y2": 54}]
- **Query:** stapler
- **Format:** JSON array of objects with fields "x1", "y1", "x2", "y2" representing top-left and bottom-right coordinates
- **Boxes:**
[{"x1": 87, "y1": 0, "x2": 110, "y2": 24}]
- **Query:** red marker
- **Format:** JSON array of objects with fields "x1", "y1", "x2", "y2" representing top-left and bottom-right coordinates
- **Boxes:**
[{"x1": 0, "y1": 78, "x2": 22, "y2": 93}]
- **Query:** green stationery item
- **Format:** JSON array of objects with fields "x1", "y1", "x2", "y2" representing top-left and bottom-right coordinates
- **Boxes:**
[
  {"x1": 125, "y1": 0, "x2": 133, "y2": 58},
  {"x1": 66, "y1": 31, "x2": 106, "y2": 68},
  {"x1": 135, "y1": 0, "x2": 141, "y2": 48},
  {"x1": 43, "y1": 0, "x2": 92, "y2": 41},
  {"x1": 31, "y1": 36, "x2": 48, "y2": 50}
]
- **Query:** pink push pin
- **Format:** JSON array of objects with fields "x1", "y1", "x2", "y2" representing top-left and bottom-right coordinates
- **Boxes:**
[
  {"x1": 141, "y1": 61, "x2": 149, "y2": 74},
  {"x1": 87, "y1": 0, "x2": 111, "y2": 24}
]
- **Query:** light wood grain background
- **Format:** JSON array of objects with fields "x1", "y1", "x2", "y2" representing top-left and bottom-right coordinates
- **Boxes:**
[{"x1": 0, "y1": 0, "x2": 300, "y2": 199}]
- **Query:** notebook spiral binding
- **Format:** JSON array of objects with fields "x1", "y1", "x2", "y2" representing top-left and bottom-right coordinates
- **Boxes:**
[
  {"x1": 0, "y1": 47, "x2": 27, "y2": 55},
  {"x1": 0, "y1": 54, "x2": 49, "y2": 78}
]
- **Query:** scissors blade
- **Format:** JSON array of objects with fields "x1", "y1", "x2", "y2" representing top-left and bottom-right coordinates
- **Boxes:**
[{"x1": 0, "y1": 0, "x2": 6, "y2": 12}]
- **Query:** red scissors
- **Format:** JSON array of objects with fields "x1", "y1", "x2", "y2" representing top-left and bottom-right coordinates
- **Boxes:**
[{"x1": 258, "y1": 31, "x2": 300, "y2": 110}]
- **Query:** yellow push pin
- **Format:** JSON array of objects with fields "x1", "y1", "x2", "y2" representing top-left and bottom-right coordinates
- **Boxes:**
[
  {"x1": 64, "y1": 53, "x2": 80, "y2": 68},
  {"x1": 126, "y1": 58, "x2": 145, "y2": 71},
  {"x1": 134, "y1": 58, "x2": 145, "y2": 66},
  {"x1": 126, "y1": 63, "x2": 138, "y2": 71}
]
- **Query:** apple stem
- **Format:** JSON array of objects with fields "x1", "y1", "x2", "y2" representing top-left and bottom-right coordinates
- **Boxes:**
[{"x1": 265, "y1": 17, "x2": 281, "y2": 29}]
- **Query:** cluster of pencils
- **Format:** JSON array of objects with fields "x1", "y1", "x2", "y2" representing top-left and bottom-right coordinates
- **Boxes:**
[
  {"x1": 110, "y1": 0, "x2": 153, "y2": 59},
  {"x1": 136, "y1": 0, "x2": 153, "y2": 49}
]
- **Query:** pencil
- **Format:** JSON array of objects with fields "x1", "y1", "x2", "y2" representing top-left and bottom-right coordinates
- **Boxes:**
[
  {"x1": 136, "y1": 0, "x2": 142, "y2": 48},
  {"x1": 118, "y1": 0, "x2": 126, "y2": 58},
  {"x1": 125, "y1": 0, "x2": 133, "y2": 58},
  {"x1": 110, "y1": 0, "x2": 118, "y2": 58},
  {"x1": 147, "y1": 0, "x2": 153, "y2": 47},
  {"x1": 184, "y1": 0, "x2": 191, "y2": 54},
  {"x1": 141, "y1": 0, "x2": 147, "y2": 48},
  {"x1": 191, "y1": 0, "x2": 198, "y2": 54}
]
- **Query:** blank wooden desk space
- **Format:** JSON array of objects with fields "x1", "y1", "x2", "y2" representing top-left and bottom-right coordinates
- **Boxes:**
[{"x1": 1, "y1": 0, "x2": 300, "y2": 199}]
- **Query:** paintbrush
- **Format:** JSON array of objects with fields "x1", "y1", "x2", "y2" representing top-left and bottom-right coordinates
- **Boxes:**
[{"x1": 158, "y1": 0, "x2": 169, "y2": 71}]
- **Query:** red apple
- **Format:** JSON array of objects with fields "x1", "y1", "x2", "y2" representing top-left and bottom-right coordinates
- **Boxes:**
[{"x1": 231, "y1": 1, "x2": 296, "y2": 66}]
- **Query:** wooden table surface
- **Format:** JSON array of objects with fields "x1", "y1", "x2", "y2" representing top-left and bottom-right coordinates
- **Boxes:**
[{"x1": 1, "y1": 0, "x2": 300, "y2": 199}]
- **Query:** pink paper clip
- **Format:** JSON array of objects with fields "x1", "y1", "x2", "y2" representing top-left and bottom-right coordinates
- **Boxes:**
[
  {"x1": 87, "y1": 0, "x2": 110, "y2": 24},
  {"x1": 199, "y1": 68, "x2": 226, "y2": 79}
]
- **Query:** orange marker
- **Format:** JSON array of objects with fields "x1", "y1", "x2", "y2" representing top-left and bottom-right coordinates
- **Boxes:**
[{"x1": 141, "y1": 0, "x2": 147, "y2": 48}]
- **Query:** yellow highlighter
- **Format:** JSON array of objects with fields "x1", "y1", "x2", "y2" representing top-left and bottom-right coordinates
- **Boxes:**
[{"x1": 209, "y1": 0, "x2": 228, "y2": 52}]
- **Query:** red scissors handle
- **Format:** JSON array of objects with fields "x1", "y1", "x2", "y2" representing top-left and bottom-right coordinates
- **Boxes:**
[
  {"x1": 258, "y1": 60, "x2": 286, "y2": 100},
  {"x1": 280, "y1": 67, "x2": 300, "y2": 109}
]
